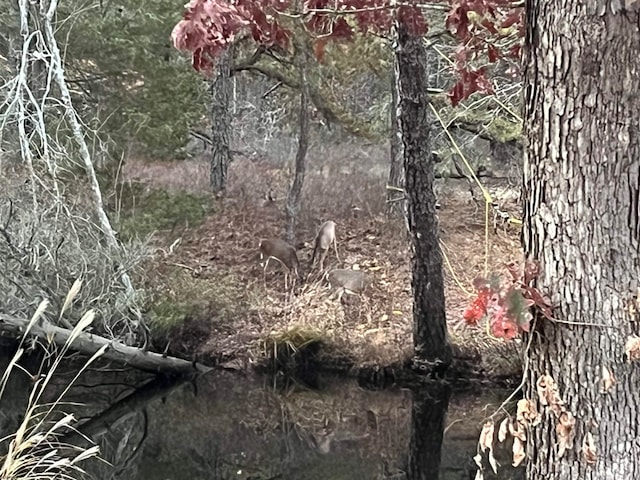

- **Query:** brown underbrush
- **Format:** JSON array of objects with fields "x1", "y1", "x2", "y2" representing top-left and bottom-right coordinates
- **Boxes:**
[{"x1": 121, "y1": 154, "x2": 523, "y2": 377}]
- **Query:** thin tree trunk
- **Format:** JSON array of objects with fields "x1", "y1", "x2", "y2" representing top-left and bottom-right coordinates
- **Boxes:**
[
  {"x1": 386, "y1": 54, "x2": 405, "y2": 218},
  {"x1": 285, "y1": 38, "x2": 310, "y2": 245},
  {"x1": 395, "y1": 24, "x2": 451, "y2": 373},
  {"x1": 523, "y1": 2, "x2": 640, "y2": 478},
  {"x1": 209, "y1": 46, "x2": 233, "y2": 194}
]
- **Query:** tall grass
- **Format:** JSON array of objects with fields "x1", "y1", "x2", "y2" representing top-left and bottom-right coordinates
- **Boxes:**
[{"x1": 0, "y1": 285, "x2": 106, "y2": 480}]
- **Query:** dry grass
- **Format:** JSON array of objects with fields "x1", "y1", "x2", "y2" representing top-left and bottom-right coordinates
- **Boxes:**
[
  {"x1": 122, "y1": 154, "x2": 524, "y2": 375},
  {"x1": 0, "y1": 294, "x2": 104, "y2": 480}
]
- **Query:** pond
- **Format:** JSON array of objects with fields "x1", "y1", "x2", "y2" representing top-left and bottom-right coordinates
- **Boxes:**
[{"x1": 0, "y1": 349, "x2": 523, "y2": 480}]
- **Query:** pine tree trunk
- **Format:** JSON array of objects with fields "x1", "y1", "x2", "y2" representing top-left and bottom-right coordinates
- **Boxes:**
[
  {"x1": 395, "y1": 24, "x2": 451, "y2": 373},
  {"x1": 523, "y1": 2, "x2": 640, "y2": 478},
  {"x1": 209, "y1": 46, "x2": 233, "y2": 194}
]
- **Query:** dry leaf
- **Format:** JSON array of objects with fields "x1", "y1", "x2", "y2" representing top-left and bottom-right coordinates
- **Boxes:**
[
  {"x1": 516, "y1": 399, "x2": 541, "y2": 427},
  {"x1": 508, "y1": 417, "x2": 527, "y2": 442},
  {"x1": 473, "y1": 454, "x2": 483, "y2": 469},
  {"x1": 479, "y1": 421, "x2": 495, "y2": 452},
  {"x1": 474, "y1": 470, "x2": 484, "y2": 480},
  {"x1": 498, "y1": 417, "x2": 510, "y2": 442},
  {"x1": 625, "y1": 336, "x2": 640, "y2": 363},
  {"x1": 512, "y1": 436, "x2": 526, "y2": 467},
  {"x1": 488, "y1": 449, "x2": 499, "y2": 475},
  {"x1": 536, "y1": 374, "x2": 564, "y2": 416},
  {"x1": 582, "y1": 432, "x2": 597, "y2": 464},
  {"x1": 601, "y1": 365, "x2": 616, "y2": 393},
  {"x1": 556, "y1": 411, "x2": 576, "y2": 458}
]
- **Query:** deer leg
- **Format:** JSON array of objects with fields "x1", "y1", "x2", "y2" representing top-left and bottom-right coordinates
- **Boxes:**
[
  {"x1": 333, "y1": 238, "x2": 340, "y2": 263},
  {"x1": 320, "y1": 249, "x2": 328, "y2": 271},
  {"x1": 262, "y1": 256, "x2": 271, "y2": 287}
]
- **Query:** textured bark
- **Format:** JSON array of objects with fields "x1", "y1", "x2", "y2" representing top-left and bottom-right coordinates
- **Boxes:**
[
  {"x1": 395, "y1": 24, "x2": 451, "y2": 372},
  {"x1": 523, "y1": 2, "x2": 640, "y2": 478},
  {"x1": 209, "y1": 46, "x2": 233, "y2": 194},
  {"x1": 407, "y1": 385, "x2": 450, "y2": 480},
  {"x1": 387, "y1": 47, "x2": 405, "y2": 218},
  {"x1": 285, "y1": 38, "x2": 310, "y2": 245}
]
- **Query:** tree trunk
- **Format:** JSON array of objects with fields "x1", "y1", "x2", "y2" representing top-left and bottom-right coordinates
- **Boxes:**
[
  {"x1": 209, "y1": 46, "x2": 233, "y2": 194},
  {"x1": 523, "y1": 2, "x2": 640, "y2": 478},
  {"x1": 285, "y1": 38, "x2": 310, "y2": 245},
  {"x1": 0, "y1": 313, "x2": 211, "y2": 375},
  {"x1": 407, "y1": 385, "x2": 450, "y2": 479},
  {"x1": 395, "y1": 24, "x2": 451, "y2": 373},
  {"x1": 386, "y1": 51, "x2": 405, "y2": 218}
]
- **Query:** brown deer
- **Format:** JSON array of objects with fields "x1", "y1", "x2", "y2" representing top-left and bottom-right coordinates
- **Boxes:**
[
  {"x1": 326, "y1": 268, "x2": 370, "y2": 301},
  {"x1": 259, "y1": 238, "x2": 300, "y2": 290},
  {"x1": 311, "y1": 220, "x2": 340, "y2": 271}
]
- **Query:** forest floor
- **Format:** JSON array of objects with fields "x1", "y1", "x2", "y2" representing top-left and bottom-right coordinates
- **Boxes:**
[{"x1": 118, "y1": 154, "x2": 524, "y2": 380}]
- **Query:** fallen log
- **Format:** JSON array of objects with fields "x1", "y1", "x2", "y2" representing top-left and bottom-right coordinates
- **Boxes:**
[{"x1": 0, "y1": 313, "x2": 211, "y2": 375}]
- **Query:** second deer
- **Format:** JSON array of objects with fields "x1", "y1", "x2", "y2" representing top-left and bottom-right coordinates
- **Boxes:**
[
  {"x1": 259, "y1": 238, "x2": 300, "y2": 290},
  {"x1": 311, "y1": 220, "x2": 340, "y2": 271}
]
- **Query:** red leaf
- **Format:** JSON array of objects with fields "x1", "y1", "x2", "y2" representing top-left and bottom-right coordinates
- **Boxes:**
[
  {"x1": 501, "y1": 9, "x2": 521, "y2": 29},
  {"x1": 508, "y1": 44, "x2": 522, "y2": 59},
  {"x1": 487, "y1": 43, "x2": 500, "y2": 62},
  {"x1": 313, "y1": 38, "x2": 327, "y2": 62},
  {"x1": 171, "y1": 0, "x2": 249, "y2": 73},
  {"x1": 490, "y1": 309, "x2": 519, "y2": 340},
  {"x1": 481, "y1": 18, "x2": 498, "y2": 34},
  {"x1": 446, "y1": 5, "x2": 471, "y2": 40}
]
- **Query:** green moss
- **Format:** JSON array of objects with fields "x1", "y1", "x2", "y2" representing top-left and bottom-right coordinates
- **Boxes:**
[{"x1": 117, "y1": 188, "x2": 211, "y2": 240}]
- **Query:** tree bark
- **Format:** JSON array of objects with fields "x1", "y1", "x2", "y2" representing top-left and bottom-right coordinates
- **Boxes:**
[
  {"x1": 0, "y1": 313, "x2": 211, "y2": 375},
  {"x1": 523, "y1": 2, "x2": 640, "y2": 478},
  {"x1": 209, "y1": 46, "x2": 233, "y2": 194},
  {"x1": 285, "y1": 37, "x2": 310, "y2": 245},
  {"x1": 386, "y1": 52, "x2": 405, "y2": 219},
  {"x1": 395, "y1": 24, "x2": 451, "y2": 373}
]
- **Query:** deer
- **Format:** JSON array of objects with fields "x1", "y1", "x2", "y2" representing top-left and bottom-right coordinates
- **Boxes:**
[
  {"x1": 259, "y1": 238, "x2": 300, "y2": 290},
  {"x1": 311, "y1": 220, "x2": 340, "y2": 271},
  {"x1": 326, "y1": 268, "x2": 370, "y2": 301}
]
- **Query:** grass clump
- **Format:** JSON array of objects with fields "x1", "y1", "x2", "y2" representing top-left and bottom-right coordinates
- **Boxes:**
[
  {"x1": 262, "y1": 326, "x2": 324, "y2": 368},
  {"x1": 117, "y1": 187, "x2": 211, "y2": 240}
]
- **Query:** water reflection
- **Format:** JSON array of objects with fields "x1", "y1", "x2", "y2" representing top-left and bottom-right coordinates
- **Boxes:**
[{"x1": 1, "y1": 353, "x2": 523, "y2": 480}]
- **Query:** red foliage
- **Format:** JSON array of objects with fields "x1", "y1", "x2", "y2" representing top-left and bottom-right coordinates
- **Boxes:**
[
  {"x1": 171, "y1": 0, "x2": 525, "y2": 103},
  {"x1": 171, "y1": 0, "x2": 249, "y2": 72},
  {"x1": 445, "y1": 0, "x2": 524, "y2": 105},
  {"x1": 172, "y1": 0, "x2": 428, "y2": 73},
  {"x1": 463, "y1": 260, "x2": 553, "y2": 341}
]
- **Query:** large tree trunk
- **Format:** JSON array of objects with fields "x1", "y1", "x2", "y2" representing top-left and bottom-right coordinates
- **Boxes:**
[
  {"x1": 209, "y1": 46, "x2": 233, "y2": 194},
  {"x1": 523, "y1": 2, "x2": 640, "y2": 478},
  {"x1": 395, "y1": 24, "x2": 451, "y2": 373}
]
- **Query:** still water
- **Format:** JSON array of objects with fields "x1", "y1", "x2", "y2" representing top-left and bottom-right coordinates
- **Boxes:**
[{"x1": 1, "y1": 352, "x2": 523, "y2": 480}]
